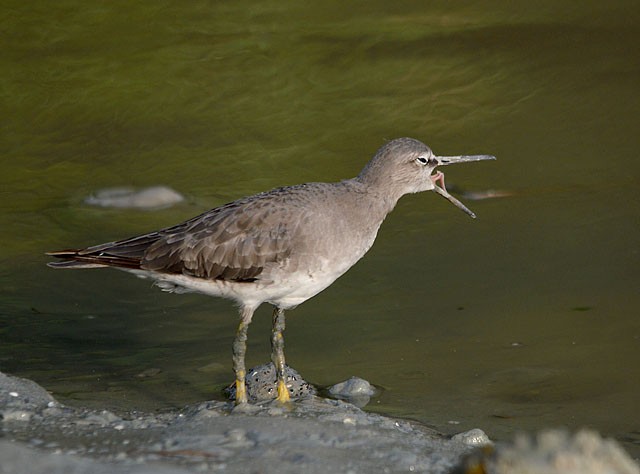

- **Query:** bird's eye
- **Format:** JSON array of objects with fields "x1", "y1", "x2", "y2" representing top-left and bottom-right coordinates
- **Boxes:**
[{"x1": 415, "y1": 156, "x2": 429, "y2": 165}]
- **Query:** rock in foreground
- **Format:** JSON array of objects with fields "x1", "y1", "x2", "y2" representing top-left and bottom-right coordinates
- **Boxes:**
[{"x1": 1, "y1": 371, "x2": 637, "y2": 474}]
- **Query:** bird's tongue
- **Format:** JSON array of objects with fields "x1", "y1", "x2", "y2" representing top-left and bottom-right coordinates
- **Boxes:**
[{"x1": 430, "y1": 171, "x2": 477, "y2": 219}]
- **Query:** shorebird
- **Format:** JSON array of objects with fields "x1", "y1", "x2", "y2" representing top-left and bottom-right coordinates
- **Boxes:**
[{"x1": 47, "y1": 138, "x2": 495, "y2": 404}]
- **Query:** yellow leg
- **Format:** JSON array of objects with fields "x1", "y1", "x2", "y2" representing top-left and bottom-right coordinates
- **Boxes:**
[
  {"x1": 232, "y1": 307, "x2": 254, "y2": 404},
  {"x1": 276, "y1": 378, "x2": 290, "y2": 403},
  {"x1": 271, "y1": 307, "x2": 291, "y2": 403},
  {"x1": 235, "y1": 370, "x2": 247, "y2": 405}
]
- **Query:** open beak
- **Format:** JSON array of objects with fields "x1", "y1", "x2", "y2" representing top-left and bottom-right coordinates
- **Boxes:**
[{"x1": 430, "y1": 154, "x2": 496, "y2": 219}]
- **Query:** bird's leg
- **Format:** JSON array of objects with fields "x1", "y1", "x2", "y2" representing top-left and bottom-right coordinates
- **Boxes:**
[
  {"x1": 271, "y1": 307, "x2": 291, "y2": 403},
  {"x1": 232, "y1": 306, "x2": 254, "y2": 404}
]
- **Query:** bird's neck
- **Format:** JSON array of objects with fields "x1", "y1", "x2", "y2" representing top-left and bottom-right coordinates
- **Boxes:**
[
  {"x1": 339, "y1": 178, "x2": 402, "y2": 225},
  {"x1": 352, "y1": 174, "x2": 407, "y2": 214}
]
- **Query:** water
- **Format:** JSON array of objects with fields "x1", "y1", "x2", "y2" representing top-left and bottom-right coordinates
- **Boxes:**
[{"x1": 2, "y1": 0, "x2": 639, "y2": 456}]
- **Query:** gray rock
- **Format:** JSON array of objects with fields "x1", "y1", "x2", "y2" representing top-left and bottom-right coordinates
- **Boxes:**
[
  {"x1": 328, "y1": 376, "x2": 376, "y2": 407},
  {"x1": 84, "y1": 186, "x2": 184, "y2": 210},
  {"x1": 0, "y1": 371, "x2": 57, "y2": 415},
  {"x1": 452, "y1": 428, "x2": 492, "y2": 447}
]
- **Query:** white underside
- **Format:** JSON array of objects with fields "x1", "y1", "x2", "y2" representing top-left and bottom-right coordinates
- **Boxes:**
[{"x1": 125, "y1": 261, "x2": 350, "y2": 311}]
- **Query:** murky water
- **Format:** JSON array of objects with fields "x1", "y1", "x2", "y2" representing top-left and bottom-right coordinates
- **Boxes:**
[{"x1": 2, "y1": 0, "x2": 639, "y2": 456}]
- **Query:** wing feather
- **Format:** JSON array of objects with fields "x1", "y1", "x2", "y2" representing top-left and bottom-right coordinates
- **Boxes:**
[
  {"x1": 48, "y1": 185, "x2": 311, "y2": 282},
  {"x1": 141, "y1": 193, "x2": 299, "y2": 281}
]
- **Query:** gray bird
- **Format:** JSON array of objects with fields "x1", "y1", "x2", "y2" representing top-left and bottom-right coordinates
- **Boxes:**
[{"x1": 47, "y1": 137, "x2": 495, "y2": 404}]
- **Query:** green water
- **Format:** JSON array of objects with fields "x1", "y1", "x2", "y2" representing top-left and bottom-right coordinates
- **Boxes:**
[{"x1": 2, "y1": 0, "x2": 639, "y2": 456}]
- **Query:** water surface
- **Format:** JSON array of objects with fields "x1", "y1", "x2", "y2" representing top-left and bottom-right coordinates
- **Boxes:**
[{"x1": 1, "y1": 0, "x2": 639, "y2": 456}]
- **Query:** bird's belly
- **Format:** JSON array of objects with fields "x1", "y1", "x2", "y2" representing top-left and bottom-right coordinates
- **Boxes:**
[
  {"x1": 126, "y1": 259, "x2": 352, "y2": 310},
  {"x1": 265, "y1": 267, "x2": 347, "y2": 308},
  {"x1": 265, "y1": 243, "x2": 371, "y2": 308}
]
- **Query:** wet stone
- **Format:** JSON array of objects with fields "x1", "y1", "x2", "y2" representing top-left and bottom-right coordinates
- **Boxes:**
[
  {"x1": 224, "y1": 362, "x2": 316, "y2": 402},
  {"x1": 0, "y1": 372, "x2": 56, "y2": 411},
  {"x1": 84, "y1": 186, "x2": 184, "y2": 210},
  {"x1": 451, "y1": 429, "x2": 492, "y2": 447},
  {"x1": 328, "y1": 376, "x2": 376, "y2": 407}
]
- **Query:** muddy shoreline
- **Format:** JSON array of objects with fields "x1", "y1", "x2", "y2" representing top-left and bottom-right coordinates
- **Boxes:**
[{"x1": 1, "y1": 371, "x2": 637, "y2": 473}]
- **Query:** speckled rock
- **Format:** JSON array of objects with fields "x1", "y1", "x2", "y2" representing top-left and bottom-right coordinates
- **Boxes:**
[{"x1": 224, "y1": 362, "x2": 316, "y2": 402}]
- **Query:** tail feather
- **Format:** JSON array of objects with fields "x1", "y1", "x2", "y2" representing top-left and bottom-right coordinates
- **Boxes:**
[
  {"x1": 46, "y1": 230, "x2": 165, "y2": 270},
  {"x1": 47, "y1": 259, "x2": 109, "y2": 269},
  {"x1": 46, "y1": 246, "x2": 144, "y2": 270}
]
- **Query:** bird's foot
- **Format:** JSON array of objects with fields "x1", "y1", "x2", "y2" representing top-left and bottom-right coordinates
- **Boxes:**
[{"x1": 275, "y1": 378, "x2": 291, "y2": 403}]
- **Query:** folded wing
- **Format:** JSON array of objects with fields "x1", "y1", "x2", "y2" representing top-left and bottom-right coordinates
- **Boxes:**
[{"x1": 47, "y1": 191, "x2": 300, "y2": 283}]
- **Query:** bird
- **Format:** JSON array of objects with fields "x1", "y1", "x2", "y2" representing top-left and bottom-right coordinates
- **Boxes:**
[{"x1": 47, "y1": 137, "x2": 495, "y2": 404}]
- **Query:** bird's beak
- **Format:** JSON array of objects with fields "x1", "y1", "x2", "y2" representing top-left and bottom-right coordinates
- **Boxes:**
[
  {"x1": 430, "y1": 154, "x2": 496, "y2": 219},
  {"x1": 436, "y1": 154, "x2": 496, "y2": 166}
]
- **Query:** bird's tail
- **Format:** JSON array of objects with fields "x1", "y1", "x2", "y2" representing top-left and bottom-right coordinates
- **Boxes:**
[
  {"x1": 46, "y1": 250, "x2": 108, "y2": 269},
  {"x1": 45, "y1": 234, "x2": 156, "y2": 270},
  {"x1": 46, "y1": 248, "x2": 143, "y2": 269}
]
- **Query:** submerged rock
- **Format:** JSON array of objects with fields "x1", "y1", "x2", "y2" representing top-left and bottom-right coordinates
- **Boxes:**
[{"x1": 84, "y1": 186, "x2": 184, "y2": 210}]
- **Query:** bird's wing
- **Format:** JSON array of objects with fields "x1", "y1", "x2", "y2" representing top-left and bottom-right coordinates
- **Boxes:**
[
  {"x1": 47, "y1": 185, "x2": 313, "y2": 281},
  {"x1": 141, "y1": 193, "x2": 302, "y2": 281}
]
